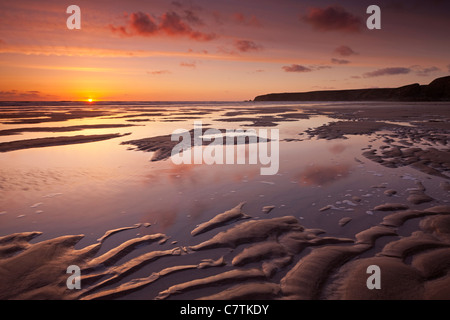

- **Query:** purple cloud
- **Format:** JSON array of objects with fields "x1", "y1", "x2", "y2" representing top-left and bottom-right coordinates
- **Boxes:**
[
  {"x1": 415, "y1": 66, "x2": 441, "y2": 77},
  {"x1": 282, "y1": 64, "x2": 332, "y2": 73},
  {"x1": 180, "y1": 61, "x2": 196, "y2": 68},
  {"x1": 234, "y1": 40, "x2": 263, "y2": 53},
  {"x1": 183, "y1": 10, "x2": 204, "y2": 26},
  {"x1": 412, "y1": 66, "x2": 440, "y2": 76},
  {"x1": 232, "y1": 13, "x2": 262, "y2": 27},
  {"x1": 0, "y1": 90, "x2": 58, "y2": 100},
  {"x1": 303, "y1": 6, "x2": 363, "y2": 33},
  {"x1": 110, "y1": 11, "x2": 216, "y2": 41},
  {"x1": 171, "y1": 1, "x2": 182, "y2": 8},
  {"x1": 363, "y1": 67, "x2": 411, "y2": 78},
  {"x1": 282, "y1": 64, "x2": 312, "y2": 73},
  {"x1": 128, "y1": 12, "x2": 158, "y2": 36},
  {"x1": 334, "y1": 45, "x2": 357, "y2": 57},
  {"x1": 331, "y1": 58, "x2": 350, "y2": 65}
]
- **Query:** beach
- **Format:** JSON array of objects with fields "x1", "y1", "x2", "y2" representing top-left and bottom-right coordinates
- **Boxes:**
[{"x1": 1, "y1": 101, "x2": 450, "y2": 300}]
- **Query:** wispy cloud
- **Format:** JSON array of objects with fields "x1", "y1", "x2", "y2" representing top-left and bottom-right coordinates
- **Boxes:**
[
  {"x1": 302, "y1": 6, "x2": 363, "y2": 33},
  {"x1": 331, "y1": 58, "x2": 350, "y2": 65},
  {"x1": 233, "y1": 40, "x2": 263, "y2": 53},
  {"x1": 0, "y1": 90, "x2": 58, "y2": 101},
  {"x1": 180, "y1": 61, "x2": 196, "y2": 68},
  {"x1": 147, "y1": 70, "x2": 171, "y2": 75},
  {"x1": 232, "y1": 13, "x2": 262, "y2": 27},
  {"x1": 282, "y1": 64, "x2": 331, "y2": 73},
  {"x1": 411, "y1": 65, "x2": 441, "y2": 76},
  {"x1": 171, "y1": 1, "x2": 183, "y2": 8},
  {"x1": 282, "y1": 64, "x2": 312, "y2": 73},
  {"x1": 183, "y1": 10, "x2": 204, "y2": 26},
  {"x1": 334, "y1": 45, "x2": 358, "y2": 57},
  {"x1": 362, "y1": 65, "x2": 441, "y2": 78},
  {"x1": 363, "y1": 67, "x2": 411, "y2": 78}
]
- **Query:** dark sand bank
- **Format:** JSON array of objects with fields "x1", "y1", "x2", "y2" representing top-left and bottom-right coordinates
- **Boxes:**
[
  {"x1": 0, "y1": 133, "x2": 131, "y2": 153},
  {"x1": 122, "y1": 128, "x2": 269, "y2": 161},
  {"x1": 215, "y1": 106, "x2": 310, "y2": 127},
  {"x1": 0, "y1": 124, "x2": 137, "y2": 136},
  {"x1": 1, "y1": 110, "x2": 115, "y2": 125}
]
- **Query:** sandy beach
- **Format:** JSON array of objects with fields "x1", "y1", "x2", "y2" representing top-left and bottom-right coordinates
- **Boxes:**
[{"x1": 1, "y1": 101, "x2": 450, "y2": 300}]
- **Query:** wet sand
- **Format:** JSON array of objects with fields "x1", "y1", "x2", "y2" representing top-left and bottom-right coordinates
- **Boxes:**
[
  {"x1": 0, "y1": 124, "x2": 137, "y2": 136},
  {"x1": 304, "y1": 104, "x2": 450, "y2": 179},
  {"x1": 121, "y1": 128, "x2": 269, "y2": 161},
  {"x1": 1, "y1": 102, "x2": 450, "y2": 300},
  {"x1": 0, "y1": 133, "x2": 131, "y2": 153},
  {"x1": 1, "y1": 200, "x2": 449, "y2": 300}
]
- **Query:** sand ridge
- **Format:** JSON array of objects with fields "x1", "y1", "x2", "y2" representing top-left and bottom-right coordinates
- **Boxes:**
[{"x1": 1, "y1": 197, "x2": 450, "y2": 300}]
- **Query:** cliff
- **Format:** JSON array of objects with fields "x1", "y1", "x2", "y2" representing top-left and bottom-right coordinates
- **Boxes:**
[{"x1": 254, "y1": 76, "x2": 450, "y2": 102}]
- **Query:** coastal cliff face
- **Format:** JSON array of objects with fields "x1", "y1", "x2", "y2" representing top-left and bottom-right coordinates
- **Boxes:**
[{"x1": 254, "y1": 76, "x2": 450, "y2": 102}]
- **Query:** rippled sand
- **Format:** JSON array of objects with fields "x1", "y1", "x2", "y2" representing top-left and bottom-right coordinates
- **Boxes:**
[{"x1": 1, "y1": 201, "x2": 450, "y2": 300}]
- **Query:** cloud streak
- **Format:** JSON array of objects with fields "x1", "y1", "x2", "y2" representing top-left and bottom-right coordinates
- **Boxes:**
[
  {"x1": 363, "y1": 66, "x2": 442, "y2": 78},
  {"x1": 183, "y1": 10, "x2": 204, "y2": 26},
  {"x1": 282, "y1": 64, "x2": 312, "y2": 73},
  {"x1": 302, "y1": 6, "x2": 363, "y2": 33},
  {"x1": 363, "y1": 67, "x2": 411, "y2": 78},
  {"x1": 180, "y1": 61, "x2": 196, "y2": 68},
  {"x1": 0, "y1": 90, "x2": 58, "y2": 101},
  {"x1": 233, "y1": 40, "x2": 263, "y2": 53},
  {"x1": 282, "y1": 64, "x2": 331, "y2": 73},
  {"x1": 147, "y1": 70, "x2": 171, "y2": 75},
  {"x1": 334, "y1": 45, "x2": 357, "y2": 57},
  {"x1": 232, "y1": 13, "x2": 262, "y2": 27},
  {"x1": 412, "y1": 65, "x2": 440, "y2": 76},
  {"x1": 331, "y1": 58, "x2": 350, "y2": 65}
]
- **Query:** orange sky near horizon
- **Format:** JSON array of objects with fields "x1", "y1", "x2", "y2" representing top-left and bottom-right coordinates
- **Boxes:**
[{"x1": 0, "y1": 0, "x2": 449, "y2": 101}]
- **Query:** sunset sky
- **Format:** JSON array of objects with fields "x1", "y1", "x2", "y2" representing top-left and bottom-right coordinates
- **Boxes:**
[{"x1": 0, "y1": 0, "x2": 449, "y2": 101}]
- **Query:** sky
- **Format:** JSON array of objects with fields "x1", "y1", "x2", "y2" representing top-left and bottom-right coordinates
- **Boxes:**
[{"x1": 0, "y1": 0, "x2": 449, "y2": 101}]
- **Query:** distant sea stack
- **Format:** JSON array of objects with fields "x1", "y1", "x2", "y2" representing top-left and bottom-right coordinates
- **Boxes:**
[{"x1": 254, "y1": 76, "x2": 450, "y2": 102}]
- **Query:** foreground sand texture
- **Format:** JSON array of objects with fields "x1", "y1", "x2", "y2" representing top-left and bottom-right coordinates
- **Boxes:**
[{"x1": 1, "y1": 202, "x2": 450, "y2": 300}]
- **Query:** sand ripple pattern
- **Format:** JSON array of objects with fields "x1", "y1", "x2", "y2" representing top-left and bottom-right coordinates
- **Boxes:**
[{"x1": 1, "y1": 202, "x2": 450, "y2": 299}]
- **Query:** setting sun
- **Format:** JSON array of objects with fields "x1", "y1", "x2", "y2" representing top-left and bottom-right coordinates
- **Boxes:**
[{"x1": 87, "y1": 98, "x2": 93, "y2": 102}]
